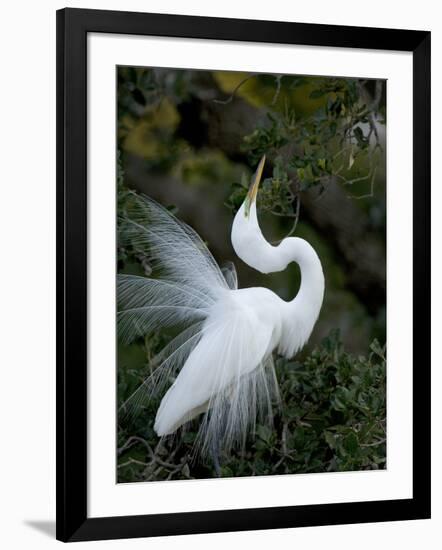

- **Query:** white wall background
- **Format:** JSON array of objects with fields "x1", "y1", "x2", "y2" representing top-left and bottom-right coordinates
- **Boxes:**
[{"x1": 0, "y1": 1, "x2": 439, "y2": 548}]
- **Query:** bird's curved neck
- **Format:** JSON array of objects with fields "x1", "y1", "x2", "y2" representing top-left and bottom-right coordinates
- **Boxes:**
[
  {"x1": 273, "y1": 237, "x2": 324, "y2": 358},
  {"x1": 231, "y1": 203, "x2": 324, "y2": 312},
  {"x1": 277, "y1": 237, "x2": 324, "y2": 309},
  {"x1": 231, "y1": 202, "x2": 324, "y2": 358}
]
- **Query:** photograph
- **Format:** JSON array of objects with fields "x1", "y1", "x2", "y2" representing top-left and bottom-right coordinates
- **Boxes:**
[
  {"x1": 116, "y1": 66, "x2": 387, "y2": 483},
  {"x1": 0, "y1": 1, "x2": 434, "y2": 546}
]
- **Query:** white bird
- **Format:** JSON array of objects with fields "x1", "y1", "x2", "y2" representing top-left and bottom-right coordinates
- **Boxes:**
[{"x1": 118, "y1": 156, "x2": 324, "y2": 460}]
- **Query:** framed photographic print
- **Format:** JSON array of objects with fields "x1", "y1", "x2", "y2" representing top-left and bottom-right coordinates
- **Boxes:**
[{"x1": 56, "y1": 8, "x2": 431, "y2": 542}]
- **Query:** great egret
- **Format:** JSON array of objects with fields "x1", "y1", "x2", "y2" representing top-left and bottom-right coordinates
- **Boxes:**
[{"x1": 118, "y1": 155, "x2": 324, "y2": 462}]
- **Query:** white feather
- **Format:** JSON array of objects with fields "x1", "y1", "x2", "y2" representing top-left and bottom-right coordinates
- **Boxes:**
[
  {"x1": 154, "y1": 288, "x2": 282, "y2": 454},
  {"x1": 118, "y1": 190, "x2": 324, "y2": 457}
]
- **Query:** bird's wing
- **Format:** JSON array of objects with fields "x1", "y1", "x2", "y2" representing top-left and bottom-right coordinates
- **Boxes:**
[
  {"x1": 119, "y1": 320, "x2": 206, "y2": 421},
  {"x1": 119, "y1": 193, "x2": 230, "y2": 300},
  {"x1": 118, "y1": 274, "x2": 210, "y2": 344},
  {"x1": 154, "y1": 297, "x2": 279, "y2": 455},
  {"x1": 117, "y1": 193, "x2": 236, "y2": 420},
  {"x1": 221, "y1": 260, "x2": 238, "y2": 290}
]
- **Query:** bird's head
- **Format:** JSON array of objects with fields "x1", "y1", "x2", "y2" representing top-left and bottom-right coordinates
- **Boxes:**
[
  {"x1": 243, "y1": 154, "x2": 265, "y2": 220},
  {"x1": 231, "y1": 155, "x2": 322, "y2": 277},
  {"x1": 231, "y1": 155, "x2": 277, "y2": 273}
]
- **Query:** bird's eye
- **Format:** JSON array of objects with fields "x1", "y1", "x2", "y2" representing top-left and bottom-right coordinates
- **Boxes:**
[{"x1": 244, "y1": 196, "x2": 251, "y2": 218}]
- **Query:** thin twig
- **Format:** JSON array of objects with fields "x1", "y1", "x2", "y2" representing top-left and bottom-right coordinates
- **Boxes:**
[
  {"x1": 271, "y1": 75, "x2": 283, "y2": 105},
  {"x1": 360, "y1": 438, "x2": 386, "y2": 448},
  {"x1": 347, "y1": 166, "x2": 377, "y2": 199},
  {"x1": 284, "y1": 195, "x2": 301, "y2": 238},
  {"x1": 213, "y1": 73, "x2": 259, "y2": 104},
  {"x1": 117, "y1": 457, "x2": 151, "y2": 469}
]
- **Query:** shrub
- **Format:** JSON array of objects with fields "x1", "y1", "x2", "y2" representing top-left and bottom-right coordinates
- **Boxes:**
[{"x1": 117, "y1": 329, "x2": 386, "y2": 482}]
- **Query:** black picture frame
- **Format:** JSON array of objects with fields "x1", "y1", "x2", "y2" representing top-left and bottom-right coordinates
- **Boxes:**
[{"x1": 56, "y1": 7, "x2": 431, "y2": 542}]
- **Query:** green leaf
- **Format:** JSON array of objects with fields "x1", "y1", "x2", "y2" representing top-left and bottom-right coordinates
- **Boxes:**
[
  {"x1": 317, "y1": 158, "x2": 327, "y2": 171},
  {"x1": 343, "y1": 432, "x2": 359, "y2": 454},
  {"x1": 324, "y1": 431, "x2": 336, "y2": 449},
  {"x1": 256, "y1": 424, "x2": 272, "y2": 443}
]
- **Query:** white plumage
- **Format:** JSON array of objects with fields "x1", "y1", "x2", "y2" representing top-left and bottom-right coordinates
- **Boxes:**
[{"x1": 118, "y1": 156, "x2": 324, "y2": 457}]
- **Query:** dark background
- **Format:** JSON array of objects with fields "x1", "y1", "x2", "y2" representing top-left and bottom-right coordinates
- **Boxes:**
[{"x1": 117, "y1": 67, "x2": 387, "y2": 482}]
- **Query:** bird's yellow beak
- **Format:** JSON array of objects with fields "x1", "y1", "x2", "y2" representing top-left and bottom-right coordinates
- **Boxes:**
[{"x1": 245, "y1": 154, "x2": 266, "y2": 218}]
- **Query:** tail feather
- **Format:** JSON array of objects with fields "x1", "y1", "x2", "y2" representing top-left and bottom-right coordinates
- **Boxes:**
[{"x1": 154, "y1": 294, "x2": 278, "y2": 455}]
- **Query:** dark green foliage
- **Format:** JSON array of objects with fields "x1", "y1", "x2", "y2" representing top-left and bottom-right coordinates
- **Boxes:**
[
  {"x1": 224, "y1": 75, "x2": 385, "y2": 232},
  {"x1": 225, "y1": 156, "x2": 298, "y2": 221},
  {"x1": 117, "y1": 330, "x2": 386, "y2": 481}
]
